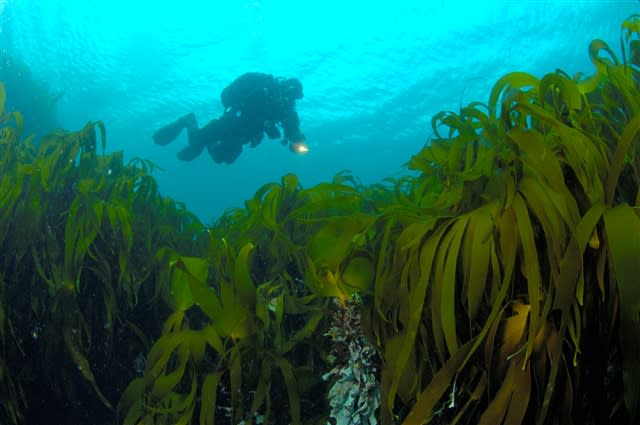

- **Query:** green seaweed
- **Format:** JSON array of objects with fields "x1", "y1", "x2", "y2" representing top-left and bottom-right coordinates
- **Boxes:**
[
  {"x1": 0, "y1": 83, "x2": 207, "y2": 424},
  {"x1": 1, "y1": 15, "x2": 639, "y2": 425}
]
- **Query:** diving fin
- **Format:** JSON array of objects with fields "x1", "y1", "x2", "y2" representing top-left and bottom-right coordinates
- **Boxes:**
[
  {"x1": 153, "y1": 113, "x2": 195, "y2": 145},
  {"x1": 177, "y1": 143, "x2": 207, "y2": 161}
]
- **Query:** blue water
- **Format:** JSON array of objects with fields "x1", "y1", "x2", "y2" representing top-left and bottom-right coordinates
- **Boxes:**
[{"x1": 1, "y1": 0, "x2": 638, "y2": 222}]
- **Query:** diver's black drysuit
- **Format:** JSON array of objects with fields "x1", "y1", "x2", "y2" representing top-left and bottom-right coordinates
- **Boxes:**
[{"x1": 153, "y1": 72, "x2": 305, "y2": 164}]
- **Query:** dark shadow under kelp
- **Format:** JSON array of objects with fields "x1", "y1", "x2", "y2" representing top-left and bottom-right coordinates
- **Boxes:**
[{"x1": 1, "y1": 16, "x2": 640, "y2": 425}]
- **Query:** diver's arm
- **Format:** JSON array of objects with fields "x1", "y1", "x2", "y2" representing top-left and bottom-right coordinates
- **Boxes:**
[{"x1": 281, "y1": 108, "x2": 304, "y2": 143}]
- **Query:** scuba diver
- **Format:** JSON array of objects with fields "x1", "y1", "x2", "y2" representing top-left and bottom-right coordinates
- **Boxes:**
[{"x1": 152, "y1": 72, "x2": 307, "y2": 164}]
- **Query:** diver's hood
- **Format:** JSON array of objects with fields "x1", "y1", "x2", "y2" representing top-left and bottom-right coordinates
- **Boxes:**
[{"x1": 283, "y1": 78, "x2": 303, "y2": 100}]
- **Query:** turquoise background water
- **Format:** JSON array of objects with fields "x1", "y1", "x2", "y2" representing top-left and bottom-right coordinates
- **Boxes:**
[{"x1": 1, "y1": 0, "x2": 638, "y2": 222}]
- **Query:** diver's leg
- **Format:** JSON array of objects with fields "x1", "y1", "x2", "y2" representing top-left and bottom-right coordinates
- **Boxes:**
[
  {"x1": 206, "y1": 142, "x2": 225, "y2": 164},
  {"x1": 177, "y1": 144, "x2": 207, "y2": 161},
  {"x1": 178, "y1": 117, "x2": 224, "y2": 161},
  {"x1": 152, "y1": 113, "x2": 196, "y2": 145},
  {"x1": 206, "y1": 139, "x2": 242, "y2": 164},
  {"x1": 190, "y1": 118, "x2": 222, "y2": 146},
  {"x1": 203, "y1": 113, "x2": 245, "y2": 163},
  {"x1": 182, "y1": 113, "x2": 200, "y2": 144}
]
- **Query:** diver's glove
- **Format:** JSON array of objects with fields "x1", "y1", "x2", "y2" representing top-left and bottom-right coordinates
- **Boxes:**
[
  {"x1": 281, "y1": 132, "x2": 306, "y2": 145},
  {"x1": 288, "y1": 136, "x2": 309, "y2": 155}
]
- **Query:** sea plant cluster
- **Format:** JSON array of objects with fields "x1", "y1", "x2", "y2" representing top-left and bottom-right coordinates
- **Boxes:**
[
  {"x1": 0, "y1": 88, "x2": 206, "y2": 423},
  {"x1": 0, "y1": 16, "x2": 639, "y2": 425}
]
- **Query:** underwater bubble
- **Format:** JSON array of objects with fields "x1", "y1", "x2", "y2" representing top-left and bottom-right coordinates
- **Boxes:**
[
  {"x1": 107, "y1": 168, "x2": 112, "y2": 175},
  {"x1": 103, "y1": 322, "x2": 110, "y2": 330}
]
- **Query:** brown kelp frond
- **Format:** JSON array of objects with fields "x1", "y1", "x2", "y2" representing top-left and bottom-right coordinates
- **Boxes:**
[
  {"x1": 2, "y1": 16, "x2": 640, "y2": 425},
  {"x1": 372, "y1": 17, "x2": 640, "y2": 425}
]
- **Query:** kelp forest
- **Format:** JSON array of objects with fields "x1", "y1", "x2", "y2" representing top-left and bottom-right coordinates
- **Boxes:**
[{"x1": 1, "y1": 16, "x2": 640, "y2": 425}]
